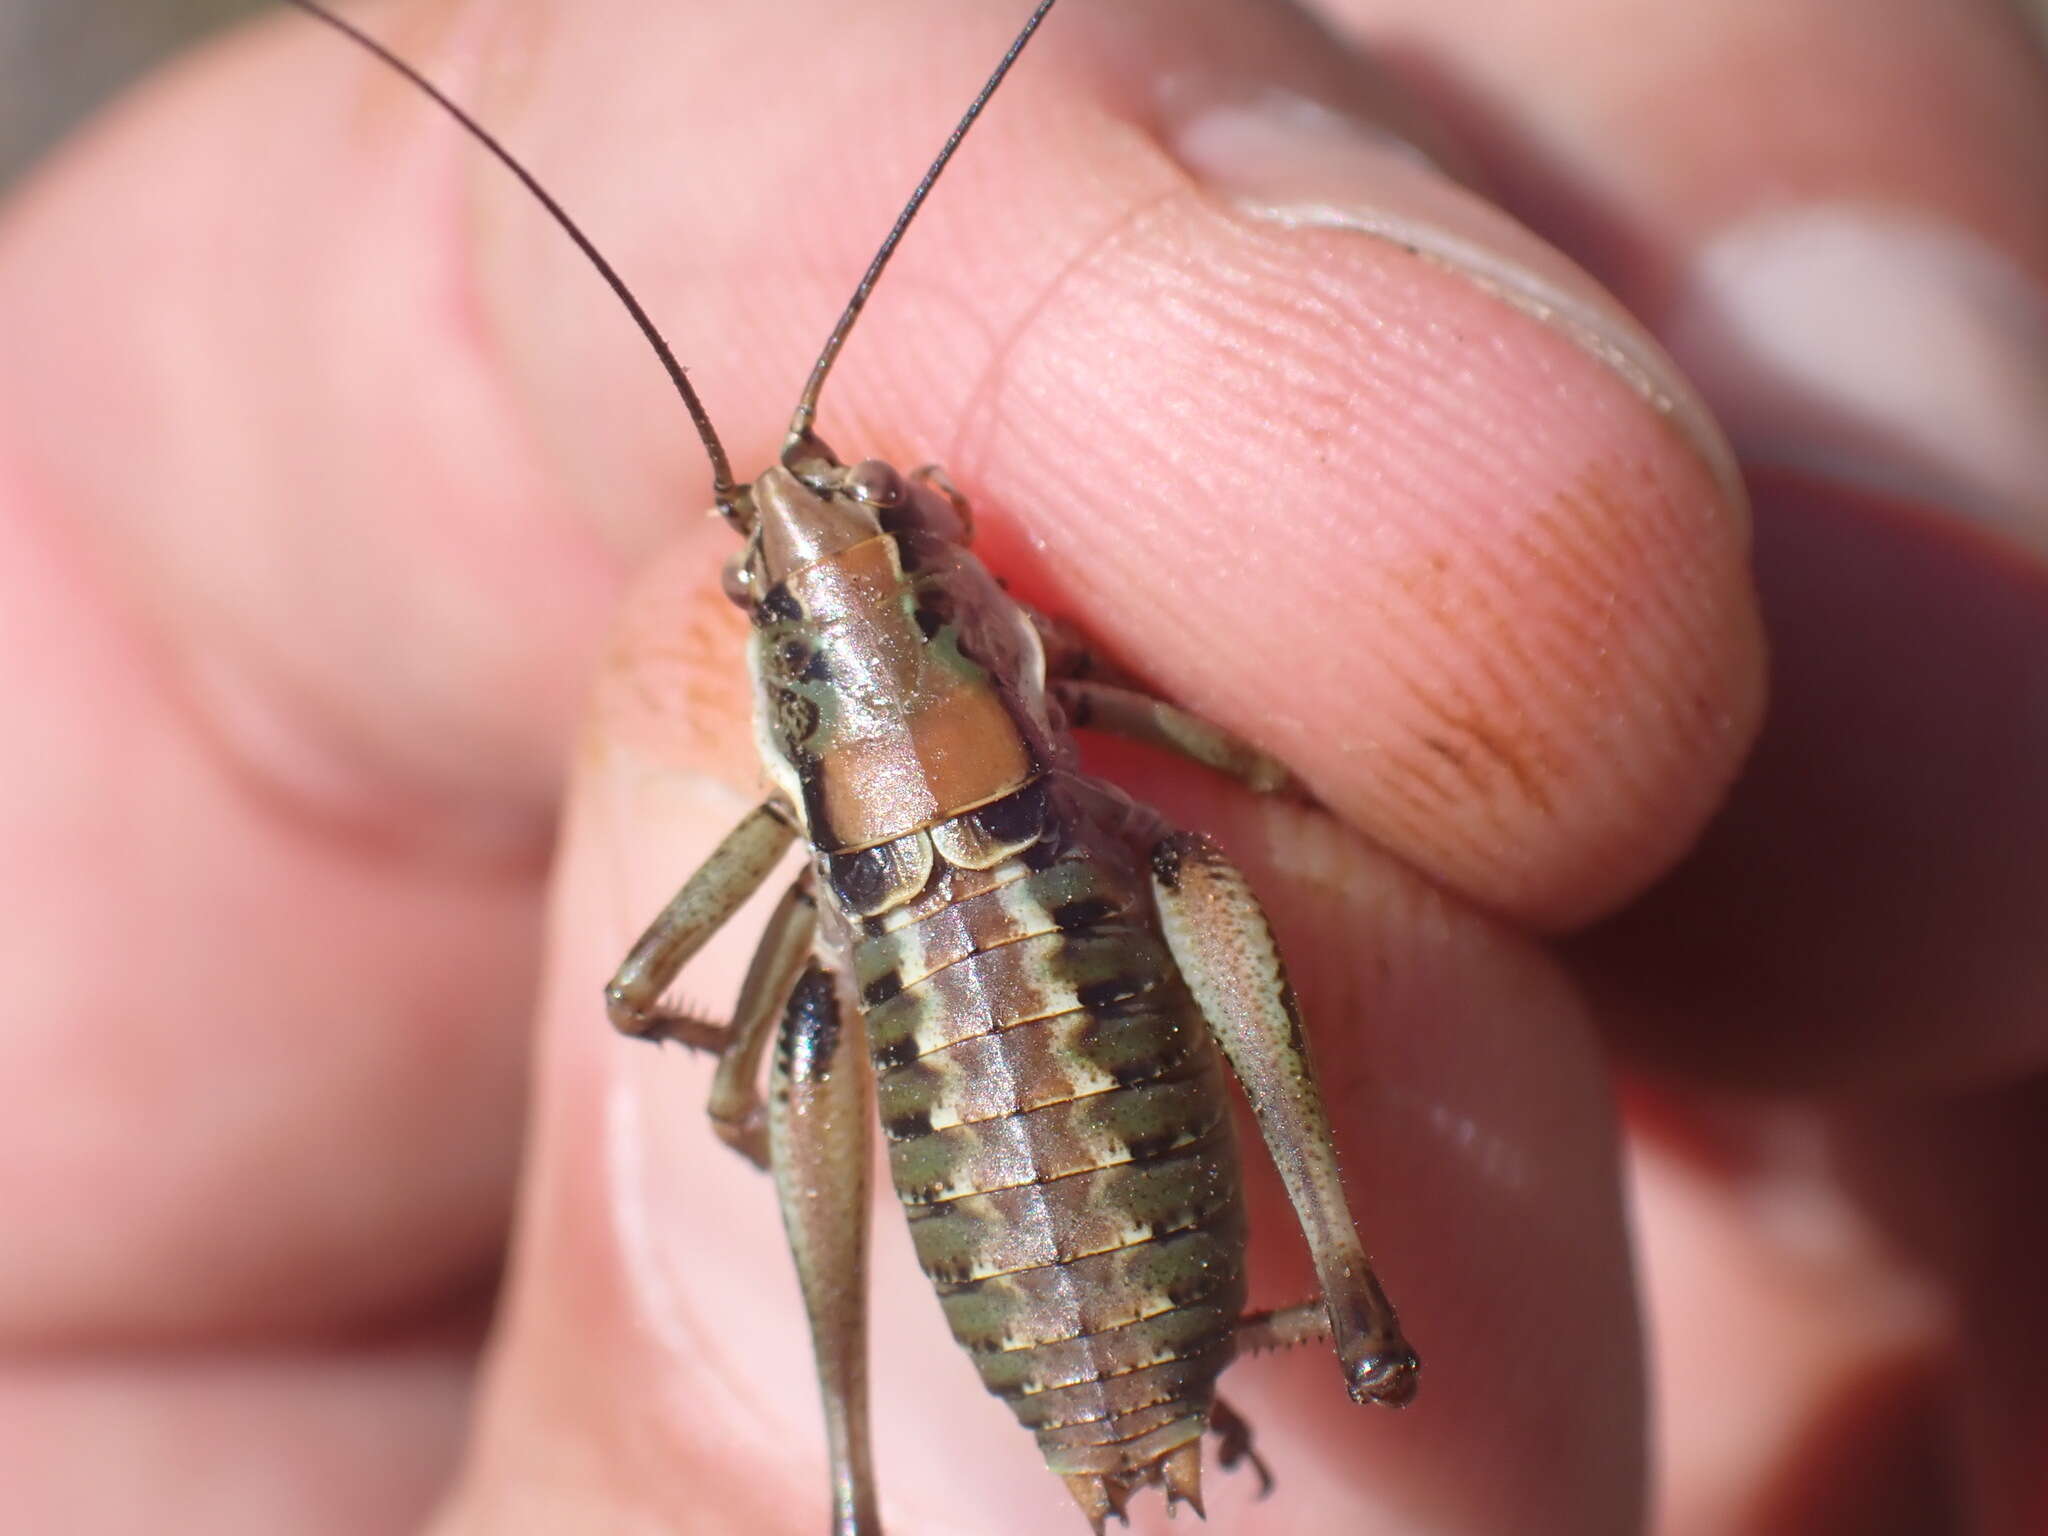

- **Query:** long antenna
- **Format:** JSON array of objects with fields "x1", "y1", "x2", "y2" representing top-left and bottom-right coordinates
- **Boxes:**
[
  {"x1": 785, "y1": 0, "x2": 1061, "y2": 451},
  {"x1": 280, "y1": 0, "x2": 737, "y2": 506}
]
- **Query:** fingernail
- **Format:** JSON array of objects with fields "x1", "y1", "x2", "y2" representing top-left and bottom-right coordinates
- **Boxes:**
[
  {"x1": 1161, "y1": 85, "x2": 1744, "y2": 511},
  {"x1": 1669, "y1": 205, "x2": 2048, "y2": 558}
]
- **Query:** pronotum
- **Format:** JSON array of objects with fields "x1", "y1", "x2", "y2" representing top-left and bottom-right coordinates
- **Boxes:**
[{"x1": 284, "y1": 2, "x2": 1419, "y2": 1529}]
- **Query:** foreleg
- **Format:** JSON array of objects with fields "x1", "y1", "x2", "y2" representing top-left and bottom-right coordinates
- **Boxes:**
[{"x1": 604, "y1": 799, "x2": 796, "y2": 1047}]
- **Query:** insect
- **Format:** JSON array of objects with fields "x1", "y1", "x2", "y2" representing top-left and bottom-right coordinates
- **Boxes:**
[{"x1": 285, "y1": 1, "x2": 1419, "y2": 1529}]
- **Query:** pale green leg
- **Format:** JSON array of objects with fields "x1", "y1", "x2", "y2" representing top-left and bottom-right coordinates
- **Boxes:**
[
  {"x1": 605, "y1": 800, "x2": 809, "y2": 1169},
  {"x1": 1028, "y1": 610, "x2": 1147, "y2": 691},
  {"x1": 604, "y1": 799, "x2": 796, "y2": 1047},
  {"x1": 1029, "y1": 608, "x2": 1298, "y2": 795},
  {"x1": 769, "y1": 963, "x2": 880, "y2": 1536},
  {"x1": 1052, "y1": 678, "x2": 1299, "y2": 796},
  {"x1": 1149, "y1": 830, "x2": 1419, "y2": 1409},
  {"x1": 1235, "y1": 1298, "x2": 1333, "y2": 1356},
  {"x1": 700, "y1": 879, "x2": 818, "y2": 1168}
]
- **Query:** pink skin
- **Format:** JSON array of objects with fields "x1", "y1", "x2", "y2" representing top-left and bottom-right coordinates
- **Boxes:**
[{"x1": 0, "y1": 1, "x2": 2042, "y2": 1532}]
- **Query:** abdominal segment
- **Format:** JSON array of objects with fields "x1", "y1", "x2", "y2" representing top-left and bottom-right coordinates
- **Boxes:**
[{"x1": 850, "y1": 785, "x2": 1249, "y2": 1477}]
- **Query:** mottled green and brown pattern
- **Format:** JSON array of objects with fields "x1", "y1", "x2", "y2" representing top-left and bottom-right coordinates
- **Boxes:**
[
  {"x1": 859, "y1": 784, "x2": 1251, "y2": 1482},
  {"x1": 594, "y1": 443, "x2": 1418, "y2": 1534},
  {"x1": 740, "y1": 455, "x2": 1252, "y2": 1498}
]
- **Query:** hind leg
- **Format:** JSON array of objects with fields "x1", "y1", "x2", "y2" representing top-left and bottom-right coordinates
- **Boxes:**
[
  {"x1": 1236, "y1": 1298, "x2": 1334, "y2": 1356},
  {"x1": 769, "y1": 962, "x2": 879, "y2": 1535},
  {"x1": 1149, "y1": 829, "x2": 1420, "y2": 1408}
]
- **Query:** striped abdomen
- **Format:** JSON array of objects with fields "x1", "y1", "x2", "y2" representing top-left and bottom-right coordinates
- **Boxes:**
[{"x1": 847, "y1": 780, "x2": 1249, "y2": 1478}]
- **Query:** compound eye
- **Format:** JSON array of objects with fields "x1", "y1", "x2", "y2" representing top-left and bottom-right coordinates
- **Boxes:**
[
  {"x1": 843, "y1": 460, "x2": 906, "y2": 508},
  {"x1": 720, "y1": 551, "x2": 756, "y2": 608}
]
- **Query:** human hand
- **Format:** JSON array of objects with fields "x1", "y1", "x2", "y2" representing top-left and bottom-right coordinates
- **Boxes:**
[{"x1": 1, "y1": 1, "x2": 2041, "y2": 1532}]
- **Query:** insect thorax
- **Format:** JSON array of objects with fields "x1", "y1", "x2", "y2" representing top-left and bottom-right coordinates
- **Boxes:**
[{"x1": 741, "y1": 458, "x2": 1065, "y2": 860}]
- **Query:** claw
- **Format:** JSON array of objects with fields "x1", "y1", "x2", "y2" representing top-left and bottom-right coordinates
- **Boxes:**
[{"x1": 1209, "y1": 1399, "x2": 1276, "y2": 1500}]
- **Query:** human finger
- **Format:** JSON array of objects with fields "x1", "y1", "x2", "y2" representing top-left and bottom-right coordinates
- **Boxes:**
[
  {"x1": 1301, "y1": 0, "x2": 2048, "y2": 1085},
  {"x1": 17, "y1": 0, "x2": 1758, "y2": 931},
  {"x1": 0, "y1": 0, "x2": 1755, "y2": 1339},
  {"x1": 442, "y1": 536, "x2": 1645, "y2": 1535},
  {"x1": 1836, "y1": 1071, "x2": 2048, "y2": 1534}
]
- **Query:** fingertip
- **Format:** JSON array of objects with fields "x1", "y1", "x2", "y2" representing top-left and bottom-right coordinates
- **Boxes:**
[{"x1": 931, "y1": 114, "x2": 1764, "y2": 925}]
